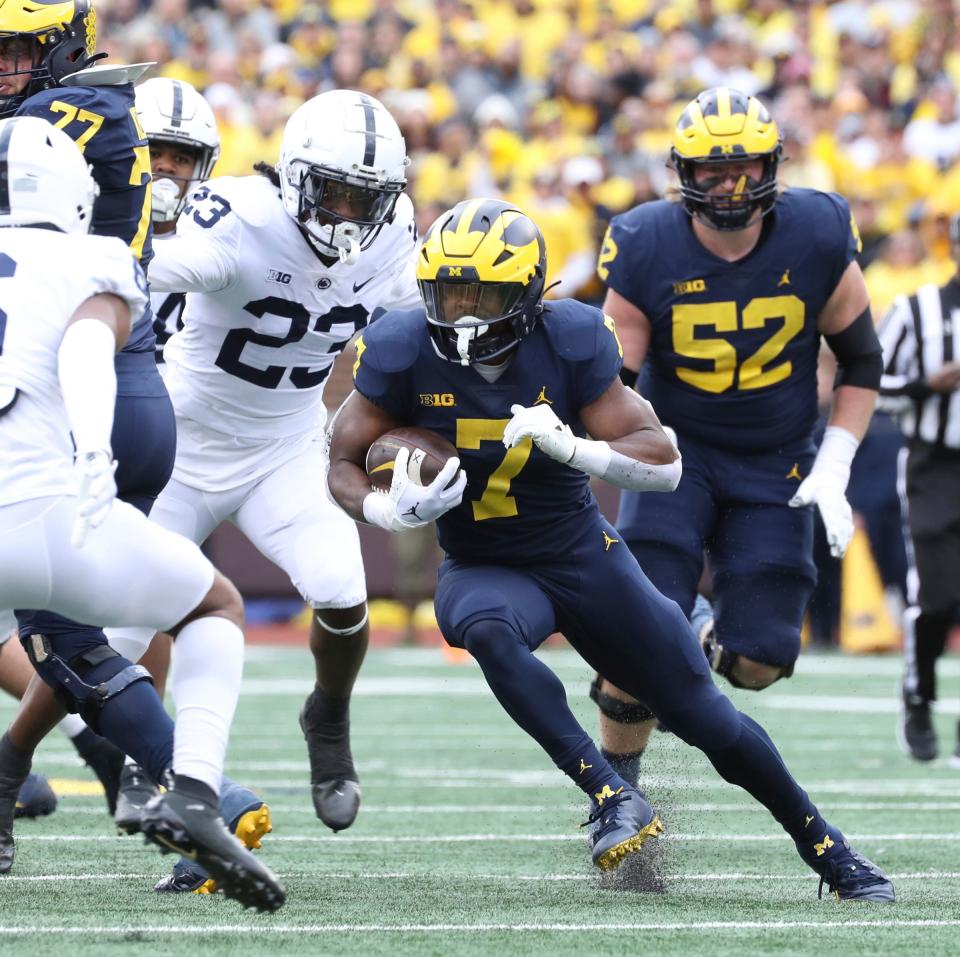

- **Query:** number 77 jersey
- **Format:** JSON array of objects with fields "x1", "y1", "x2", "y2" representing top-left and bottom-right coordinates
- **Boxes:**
[{"x1": 599, "y1": 188, "x2": 861, "y2": 452}]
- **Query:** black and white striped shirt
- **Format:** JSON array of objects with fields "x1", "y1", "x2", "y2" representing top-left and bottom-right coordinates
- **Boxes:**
[{"x1": 878, "y1": 276, "x2": 960, "y2": 448}]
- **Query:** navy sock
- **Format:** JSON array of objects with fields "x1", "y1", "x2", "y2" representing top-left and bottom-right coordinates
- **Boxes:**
[
  {"x1": 462, "y1": 620, "x2": 630, "y2": 802},
  {"x1": 600, "y1": 747, "x2": 643, "y2": 790},
  {"x1": 79, "y1": 658, "x2": 174, "y2": 784}
]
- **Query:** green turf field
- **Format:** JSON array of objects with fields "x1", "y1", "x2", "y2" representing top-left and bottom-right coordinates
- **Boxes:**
[{"x1": 1, "y1": 646, "x2": 958, "y2": 956}]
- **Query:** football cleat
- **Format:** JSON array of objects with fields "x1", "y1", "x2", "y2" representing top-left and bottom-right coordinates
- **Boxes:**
[
  {"x1": 141, "y1": 785, "x2": 284, "y2": 913},
  {"x1": 810, "y1": 837, "x2": 896, "y2": 902},
  {"x1": 0, "y1": 733, "x2": 32, "y2": 874},
  {"x1": 114, "y1": 763, "x2": 161, "y2": 835},
  {"x1": 898, "y1": 689, "x2": 938, "y2": 762},
  {"x1": 13, "y1": 772, "x2": 57, "y2": 819},
  {"x1": 300, "y1": 689, "x2": 361, "y2": 831},
  {"x1": 583, "y1": 786, "x2": 664, "y2": 872},
  {"x1": 154, "y1": 780, "x2": 272, "y2": 895}
]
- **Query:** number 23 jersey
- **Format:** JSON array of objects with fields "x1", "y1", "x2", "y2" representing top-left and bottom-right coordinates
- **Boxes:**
[
  {"x1": 154, "y1": 175, "x2": 420, "y2": 440},
  {"x1": 600, "y1": 188, "x2": 861, "y2": 452}
]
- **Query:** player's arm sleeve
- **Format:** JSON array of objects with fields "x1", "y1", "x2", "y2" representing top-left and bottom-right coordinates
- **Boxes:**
[
  {"x1": 596, "y1": 216, "x2": 649, "y2": 313},
  {"x1": 576, "y1": 308, "x2": 624, "y2": 409},
  {"x1": 149, "y1": 190, "x2": 240, "y2": 293},
  {"x1": 823, "y1": 192, "x2": 862, "y2": 295},
  {"x1": 81, "y1": 238, "x2": 150, "y2": 330},
  {"x1": 877, "y1": 296, "x2": 928, "y2": 403},
  {"x1": 351, "y1": 322, "x2": 414, "y2": 420}
]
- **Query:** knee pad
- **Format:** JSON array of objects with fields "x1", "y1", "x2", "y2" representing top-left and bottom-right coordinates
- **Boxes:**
[
  {"x1": 22, "y1": 634, "x2": 153, "y2": 725},
  {"x1": 589, "y1": 673, "x2": 656, "y2": 723},
  {"x1": 702, "y1": 634, "x2": 793, "y2": 690}
]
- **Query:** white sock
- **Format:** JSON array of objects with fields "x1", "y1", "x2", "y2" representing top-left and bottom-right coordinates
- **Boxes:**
[
  {"x1": 170, "y1": 616, "x2": 244, "y2": 794},
  {"x1": 58, "y1": 713, "x2": 87, "y2": 739}
]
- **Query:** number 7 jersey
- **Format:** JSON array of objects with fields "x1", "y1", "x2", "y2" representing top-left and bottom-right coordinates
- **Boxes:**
[
  {"x1": 599, "y1": 188, "x2": 861, "y2": 452},
  {"x1": 154, "y1": 175, "x2": 421, "y2": 440}
]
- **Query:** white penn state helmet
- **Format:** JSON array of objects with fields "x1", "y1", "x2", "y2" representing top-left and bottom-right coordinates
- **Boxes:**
[
  {"x1": 135, "y1": 77, "x2": 220, "y2": 223},
  {"x1": 278, "y1": 89, "x2": 408, "y2": 264},
  {"x1": 0, "y1": 116, "x2": 98, "y2": 234}
]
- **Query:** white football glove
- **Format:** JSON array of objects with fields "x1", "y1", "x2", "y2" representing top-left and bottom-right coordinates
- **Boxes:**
[
  {"x1": 151, "y1": 177, "x2": 182, "y2": 224},
  {"x1": 71, "y1": 449, "x2": 118, "y2": 548},
  {"x1": 503, "y1": 403, "x2": 575, "y2": 462},
  {"x1": 364, "y1": 447, "x2": 467, "y2": 532},
  {"x1": 788, "y1": 427, "x2": 858, "y2": 559}
]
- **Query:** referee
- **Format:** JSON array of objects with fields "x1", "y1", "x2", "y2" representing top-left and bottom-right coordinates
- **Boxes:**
[{"x1": 878, "y1": 213, "x2": 960, "y2": 764}]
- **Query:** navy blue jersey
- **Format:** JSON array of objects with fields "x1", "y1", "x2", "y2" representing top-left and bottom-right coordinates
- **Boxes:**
[
  {"x1": 17, "y1": 84, "x2": 157, "y2": 363},
  {"x1": 353, "y1": 298, "x2": 622, "y2": 563},
  {"x1": 601, "y1": 189, "x2": 861, "y2": 452}
]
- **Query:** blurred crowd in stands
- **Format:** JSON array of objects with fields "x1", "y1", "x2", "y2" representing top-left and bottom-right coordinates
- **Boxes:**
[{"x1": 98, "y1": 0, "x2": 960, "y2": 314}]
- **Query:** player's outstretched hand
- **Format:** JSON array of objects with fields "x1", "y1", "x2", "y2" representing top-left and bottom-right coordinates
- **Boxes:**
[
  {"x1": 388, "y1": 447, "x2": 467, "y2": 529},
  {"x1": 503, "y1": 404, "x2": 575, "y2": 463},
  {"x1": 789, "y1": 475, "x2": 854, "y2": 559},
  {"x1": 71, "y1": 449, "x2": 118, "y2": 548}
]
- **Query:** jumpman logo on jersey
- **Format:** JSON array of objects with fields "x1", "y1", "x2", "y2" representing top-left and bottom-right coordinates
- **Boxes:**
[
  {"x1": 785, "y1": 462, "x2": 803, "y2": 481},
  {"x1": 579, "y1": 758, "x2": 593, "y2": 775},
  {"x1": 814, "y1": 834, "x2": 835, "y2": 857},
  {"x1": 534, "y1": 385, "x2": 552, "y2": 405},
  {"x1": 602, "y1": 531, "x2": 619, "y2": 551},
  {"x1": 778, "y1": 269, "x2": 791, "y2": 287},
  {"x1": 805, "y1": 815, "x2": 814, "y2": 828}
]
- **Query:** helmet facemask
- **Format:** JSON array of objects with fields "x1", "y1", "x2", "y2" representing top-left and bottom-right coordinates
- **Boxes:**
[
  {"x1": 285, "y1": 159, "x2": 403, "y2": 264},
  {"x1": 673, "y1": 150, "x2": 780, "y2": 231},
  {"x1": 420, "y1": 272, "x2": 543, "y2": 366},
  {"x1": 0, "y1": 34, "x2": 44, "y2": 118},
  {"x1": 149, "y1": 139, "x2": 218, "y2": 223}
]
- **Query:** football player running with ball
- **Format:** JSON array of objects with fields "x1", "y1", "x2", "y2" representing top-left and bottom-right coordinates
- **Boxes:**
[
  {"x1": 106, "y1": 89, "x2": 422, "y2": 835},
  {"x1": 326, "y1": 198, "x2": 894, "y2": 901}
]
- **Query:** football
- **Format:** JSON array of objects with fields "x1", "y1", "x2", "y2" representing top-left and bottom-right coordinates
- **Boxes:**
[{"x1": 365, "y1": 427, "x2": 458, "y2": 491}]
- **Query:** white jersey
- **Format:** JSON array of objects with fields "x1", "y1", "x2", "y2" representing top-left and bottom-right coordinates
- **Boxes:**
[
  {"x1": 0, "y1": 229, "x2": 148, "y2": 507},
  {"x1": 154, "y1": 175, "x2": 421, "y2": 440}
]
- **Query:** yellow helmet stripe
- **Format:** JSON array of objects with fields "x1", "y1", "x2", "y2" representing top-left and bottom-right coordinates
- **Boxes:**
[{"x1": 716, "y1": 86, "x2": 731, "y2": 119}]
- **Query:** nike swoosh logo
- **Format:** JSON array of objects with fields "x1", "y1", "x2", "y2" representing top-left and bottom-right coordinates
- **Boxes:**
[{"x1": 352, "y1": 276, "x2": 375, "y2": 293}]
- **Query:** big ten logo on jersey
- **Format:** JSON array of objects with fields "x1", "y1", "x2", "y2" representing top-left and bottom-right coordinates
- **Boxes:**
[
  {"x1": 673, "y1": 278, "x2": 707, "y2": 295},
  {"x1": 420, "y1": 392, "x2": 456, "y2": 407},
  {"x1": 267, "y1": 269, "x2": 292, "y2": 285}
]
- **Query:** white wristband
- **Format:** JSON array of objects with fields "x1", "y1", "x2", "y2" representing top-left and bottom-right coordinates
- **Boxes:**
[
  {"x1": 58, "y1": 318, "x2": 117, "y2": 456},
  {"x1": 811, "y1": 425, "x2": 859, "y2": 490},
  {"x1": 362, "y1": 491, "x2": 399, "y2": 531}
]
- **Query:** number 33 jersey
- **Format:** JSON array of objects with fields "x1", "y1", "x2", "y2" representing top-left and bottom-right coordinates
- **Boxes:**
[
  {"x1": 153, "y1": 175, "x2": 421, "y2": 440},
  {"x1": 599, "y1": 188, "x2": 861, "y2": 452}
]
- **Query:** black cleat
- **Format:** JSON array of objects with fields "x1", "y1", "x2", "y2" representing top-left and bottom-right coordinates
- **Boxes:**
[
  {"x1": 14, "y1": 772, "x2": 57, "y2": 819},
  {"x1": 300, "y1": 689, "x2": 361, "y2": 831},
  {"x1": 0, "y1": 733, "x2": 32, "y2": 874},
  {"x1": 114, "y1": 763, "x2": 161, "y2": 835},
  {"x1": 810, "y1": 836, "x2": 896, "y2": 902},
  {"x1": 898, "y1": 690, "x2": 938, "y2": 762},
  {"x1": 140, "y1": 781, "x2": 285, "y2": 913},
  {"x1": 73, "y1": 730, "x2": 125, "y2": 815},
  {"x1": 583, "y1": 786, "x2": 664, "y2": 872}
]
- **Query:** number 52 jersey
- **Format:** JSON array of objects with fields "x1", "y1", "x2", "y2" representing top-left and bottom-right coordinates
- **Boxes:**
[
  {"x1": 152, "y1": 174, "x2": 421, "y2": 441},
  {"x1": 599, "y1": 188, "x2": 861, "y2": 452}
]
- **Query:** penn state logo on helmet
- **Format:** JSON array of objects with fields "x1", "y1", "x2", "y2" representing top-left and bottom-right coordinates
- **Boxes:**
[
  {"x1": 417, "y1": 198, "x2": 546, "y2": 366},
  {"x1": 0, "y1": 115, "x2": 98, "y2": 233},
  {"x1": 0, "y1": 0, "x2": 98, "y2": 118},
  {"x1": 670, "y1": 87, "x2": 782, "y2": 231}
]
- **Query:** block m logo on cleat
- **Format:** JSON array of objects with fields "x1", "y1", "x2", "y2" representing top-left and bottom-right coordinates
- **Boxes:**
[
  {"x1": 814, "y1": 834, "x2": 835, "y2": 857},
  {"x1": 594, "y1": 784, "x2": 623, "y2": 806}
]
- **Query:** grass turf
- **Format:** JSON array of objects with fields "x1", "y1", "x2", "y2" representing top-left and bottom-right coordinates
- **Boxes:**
[{"x1": 1, "y1": 646, "x2": 958, "y2": 956}]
